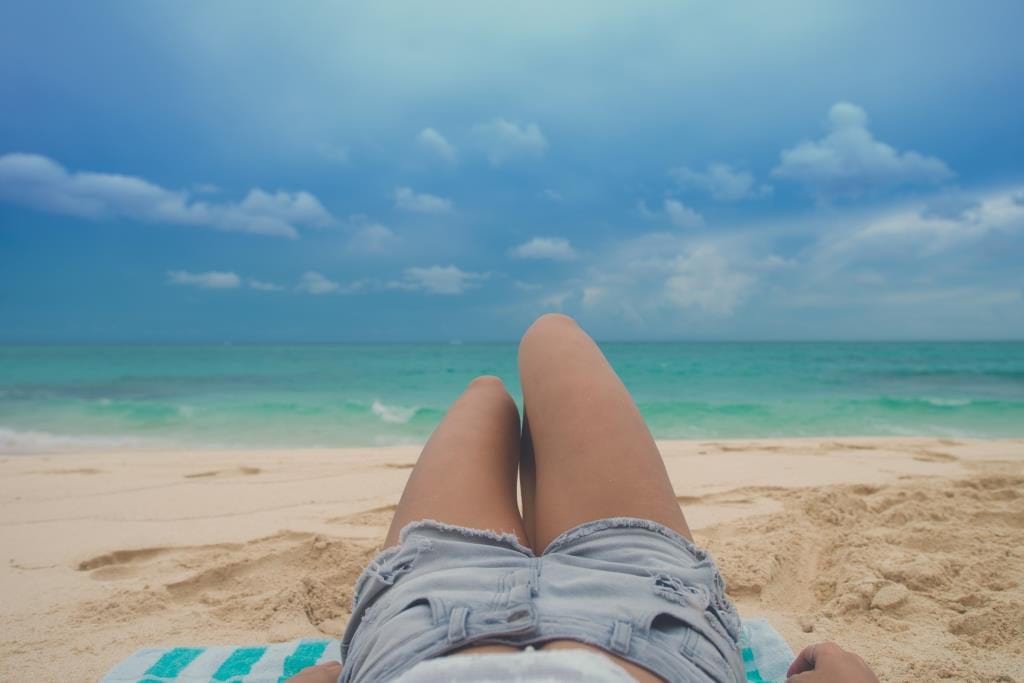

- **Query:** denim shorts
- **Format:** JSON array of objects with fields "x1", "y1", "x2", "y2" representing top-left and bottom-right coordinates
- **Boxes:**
[{"x1": 339, "y1": 517, "x2": 745, "y2": 682}]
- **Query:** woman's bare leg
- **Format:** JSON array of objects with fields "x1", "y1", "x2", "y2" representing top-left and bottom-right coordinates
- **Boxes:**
[
  {"x1": 519, "y1": 314, "x2": 689, "y2": 682},
  {"x1": 517, "y1": 313, "x2": 691, "y2": 552},
  {"x1": 293, "y1": 379, "x2": 527, "y2": 679},
  {"x1": 383, "y1": 375, "x2": 528, "y2": 547}
]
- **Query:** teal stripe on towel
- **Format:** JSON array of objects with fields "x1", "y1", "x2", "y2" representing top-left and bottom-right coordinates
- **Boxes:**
[
  {"x1": 278, "y1": 641, "x2": 329, "y2": 682},
  {"x1": 141, "y1": 648, "x2": 204, "y2": 680},
  {"x1": 213, "y1": 647, "x2": 267, "y2": 681}
]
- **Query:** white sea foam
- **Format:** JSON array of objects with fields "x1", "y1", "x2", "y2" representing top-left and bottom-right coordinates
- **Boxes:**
[
  {"x1": 0, "y1": 426, "x2": 159, "y2": 454},
  {"x1": 371, "y1": 400, "x2": 418, "y2": 424},
  {"x1": 924, "y1": 397, "x2": 972, "y2": 407}
]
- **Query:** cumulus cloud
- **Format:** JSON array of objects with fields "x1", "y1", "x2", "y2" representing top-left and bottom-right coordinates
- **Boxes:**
[
  {"x1": 636, "y1": 200, "x2": 658, "y2": 220},
  {"x1": 772, "y1": 102, "x2": 953, "y2": 198},
  {"x1": 664, "y1": 199, "x2": 704, "y2": 229},
  {"x1": 670, "y1": 163, "x2": 772, "y2": 201},
  {"x1": 394, "y1": 186, "x2": 453, "y2": 213},
  {"x1": 822, "y1": 186, "x2": 1024, "y2": 259},
  {"x1": 509, "y1": 237, "x2": 577, "y2": 261},
  {"x1": 472, "y1": 118, "x2": 548, "y2": 166},
  {"x1": 416, "y1": 127, "x2": 457, "y2": 163},
  {"x1": 571, "y1": 230, "x2": 768, "y2": 323},
  {"x1": 348, "y1": 222, "x2": 400, "y2": 254},
  {"x1": 167, "y1": 270, "x2": 241, "y2": 289},
  {"x1": 664, "y1": 244, "x2": 754, "y2": 315},
  {"x1": 296, "y1": 271, "x2": 341, "y2": 294},
  {"x1": 541, "y1": 291, "x2": 573, "y2": 309},
  {"x1": 393, "y1": 265, "x2": 487, "y2": 295},
  {"x1": 581, "y1": 286, "x2": 608, "y2": 309},
  {"x1": 0, "y1": 153, "x2": 334, "y2": 238},
  {"x1": 920, "y1": 192, "x2": 981, "y2": 221}
]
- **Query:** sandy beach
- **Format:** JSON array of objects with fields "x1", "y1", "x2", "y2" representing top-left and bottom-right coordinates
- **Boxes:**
[{"x1": 1, "y1": 437, "x2": 1022, "y2": 682}]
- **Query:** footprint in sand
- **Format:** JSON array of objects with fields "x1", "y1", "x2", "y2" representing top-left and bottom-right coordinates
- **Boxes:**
[
  {"x1": 77, "y1": 547, "x2": 177, "y2": 580},
  {"x1": 328, "y1": 504, "x2": 398, "y2": 527},
  {"x1": 184, "y1": 466, "x2": 262, "y2": 479}
]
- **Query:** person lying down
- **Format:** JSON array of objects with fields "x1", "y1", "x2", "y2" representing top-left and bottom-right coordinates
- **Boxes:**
[{"x1": 287, "y1": 314, "x2": 880, "y2": 683}]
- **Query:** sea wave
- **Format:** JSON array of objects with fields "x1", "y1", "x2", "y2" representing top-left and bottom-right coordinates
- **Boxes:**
[
  {"x1": 371, "y1": 400, "x2": 420, "y2": 424},
  {"x1": 0, "y1": 426, "x2": 161, "y2": 454},
  {"x1": 870, "y1": 396, "x2": 1019, "y2": 411}
]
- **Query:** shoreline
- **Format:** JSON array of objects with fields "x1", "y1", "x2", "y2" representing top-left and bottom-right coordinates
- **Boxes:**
[{"x1": 2, "y1": 436, "x2": 1022, "y2": 681}]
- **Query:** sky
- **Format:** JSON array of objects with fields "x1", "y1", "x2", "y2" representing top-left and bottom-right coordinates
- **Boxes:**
[{"x1": 1, "y1": 1, "x2": 1023, "y2": 343}]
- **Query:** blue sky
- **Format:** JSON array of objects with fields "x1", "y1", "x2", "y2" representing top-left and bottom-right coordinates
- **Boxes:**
[{"x1": 1, "y1": 2, "x2": 1022, "y2": 342}]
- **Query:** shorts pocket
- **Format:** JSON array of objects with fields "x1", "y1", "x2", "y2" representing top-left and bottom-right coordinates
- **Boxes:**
[
  {"x1": 345, "y1": 595, "x2": 449, "y2": 682},
  {"x1": 650, "y1": 569, "x2": 741, "y2": 645},
  {"x1": 644, "y1": 608, "x2": 733, "y2": 682}
]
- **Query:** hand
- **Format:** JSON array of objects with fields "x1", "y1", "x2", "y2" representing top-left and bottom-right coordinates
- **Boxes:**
[
  {"x1": 786, "y1": 642, "x2": 879, "y2": 682},
  {"x1": 286, "y1": 661, "x2": 342, "y2": 683}
]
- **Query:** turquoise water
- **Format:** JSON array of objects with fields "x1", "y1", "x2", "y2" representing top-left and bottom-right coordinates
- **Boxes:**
[{"x1": 1, "y1": 343, "x2": 1023, "y2": 451}]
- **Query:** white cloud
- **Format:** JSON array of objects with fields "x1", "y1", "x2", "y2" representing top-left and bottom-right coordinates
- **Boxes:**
[
  {"x1": 664, "y1": 198, "x2": 704, "y2": 229},
  {"x1": 416, "y1": 127, "x2": 457, "y2": 163},
  {"x1": 581, "y1": 286, "x2": 608, "y2": 309},
  {"x1": 541, "y1": 189, "x2": 563, "y2": 201},
  {"x1": 565, "y1": 232, "x2": 760, "y2": 323},
  {"x1": 472, "y1": 118, "x2": 548, "y2": 166},
  {"x1": 772, "y1": 102, "x2": 953, "y2": 198},
  {"x1": 236, "y1": 188, "x2": 334, "y2": 229},
  {"x1": 822, "y1": 186, "x2": 1024, "y2": 259},
  {"x1": 670, "y1": 163, "x2": 772, "y2": 201},
  {"x1": 509, "y1": 237, "x2": 577, "y2": 261},
  {"x1": 394, "y1": 265, "x2": 487, "y2": 295},
  {"x1": 247, "y1": 278, "x2": 285, "y2": 291},
  {"x1": 296, "y1": 271, "x2": 341, "y2": 294},
  {"x1": 664, "y1": 244, "x2": 754, "y2": 315},
  {"x1": 348, "y1": 222, "x2": 400, "y2": 254},
  {"x1": 636, "y1": 200, "x2": 658, "y2": 220},
  {"x1": 0, "y1": 153, "x2": 334, "y2": 238},
  {"x1": 394, "y1": 186, "x2": 453, "y2": 213},
  {"x1": 541, "y1": 291, "x2": 573, "y2": 309},
  {"x1": 920, "y1": 192, "x2": 981, "y2": 220},
  {"x1": 167, "y1": 270, "x2": 241, "y2": 289}
]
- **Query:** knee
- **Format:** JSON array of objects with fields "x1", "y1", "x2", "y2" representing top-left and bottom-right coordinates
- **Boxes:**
[
  {"x1": 465, "y1": 374, "x2": 508, "y2": 393},
  {"x1": 464, "y1": 375, "x2": 519, "y2": 417},
  {"x1": 519, "y1": 313, "x2": 579, "y2": 354}
]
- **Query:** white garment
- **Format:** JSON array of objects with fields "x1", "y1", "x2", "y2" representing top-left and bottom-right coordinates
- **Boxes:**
[{"x1": 391, "y1": 646, "x2": 637, "y2": 683}]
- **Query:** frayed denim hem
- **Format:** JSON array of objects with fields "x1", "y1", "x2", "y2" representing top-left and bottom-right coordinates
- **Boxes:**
[
  {"x1": 397, "y1": 518, "x2": 535, "y2": 556},
  {"x1": 352, "y1": 515, "x2": 709, "y2": 610},
  {"x1": 541, "y1": 516, "x2": 708, "y2": 561}
]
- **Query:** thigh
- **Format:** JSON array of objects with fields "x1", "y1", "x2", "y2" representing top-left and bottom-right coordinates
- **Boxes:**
[
  {"x1": 517, "y1": 314, "x2": 691, "y2": 551},
  {"x1": 384, "y1": 375, "x2": 528, "y2": 547}
]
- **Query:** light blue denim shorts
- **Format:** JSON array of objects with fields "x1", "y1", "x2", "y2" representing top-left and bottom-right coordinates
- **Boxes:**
[{"x1": 339, "y1": 517, "x2": 745, "y2": 682}]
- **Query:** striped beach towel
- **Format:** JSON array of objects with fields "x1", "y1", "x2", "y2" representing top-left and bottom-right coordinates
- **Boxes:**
[{"x1": 102, "y1": 618, "x2": 793, "y2": 683}]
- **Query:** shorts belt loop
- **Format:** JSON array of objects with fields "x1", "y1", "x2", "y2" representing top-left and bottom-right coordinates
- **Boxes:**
[
  {"x1": 610, "y1": 620, "x2": 632, "y2": 655},
  {"x1": 447, "y1": 606, "x2": 469, "y2": 644}
]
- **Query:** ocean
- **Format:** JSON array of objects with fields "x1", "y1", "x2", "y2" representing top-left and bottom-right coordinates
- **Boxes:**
[{"x1": 1, "y1": 342, "x2": 1022, "y2": 452}]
